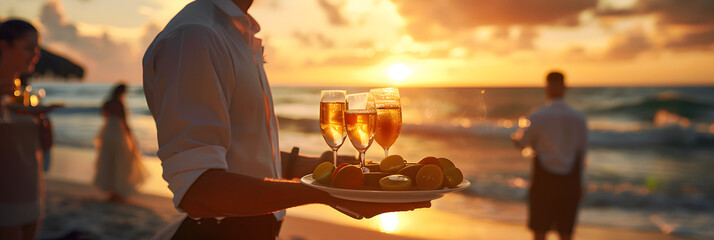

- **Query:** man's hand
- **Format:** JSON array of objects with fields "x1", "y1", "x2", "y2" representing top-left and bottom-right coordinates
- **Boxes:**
[
  {"x1": 181, "y1": 169, "x2": 430, "y2": 219},
  {"x1": 328, "y1": 198, "x2": 431, "y2": 219},
  {"x1": 286, "y1": 151, "x2": 360, "y2": 179}
]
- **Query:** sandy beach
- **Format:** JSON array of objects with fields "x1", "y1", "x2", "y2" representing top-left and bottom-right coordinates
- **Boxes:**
[
  {"x1": 5, "y1": 0, "x2": 714, "y2": 237},
  {"x1": 39, "y1": 179, "x2": 694, "y2": 240},
  {"x1": 39, "y1": 145, "x2": 695, "y2": 240}
]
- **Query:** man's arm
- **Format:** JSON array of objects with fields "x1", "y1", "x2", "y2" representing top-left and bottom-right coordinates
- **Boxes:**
[
  {"x1": 145, "y1": 26, "x2": 429, "y2": 219},
  {"x1": 180, "y1": 169, "x2": 430, "y2": 219}
]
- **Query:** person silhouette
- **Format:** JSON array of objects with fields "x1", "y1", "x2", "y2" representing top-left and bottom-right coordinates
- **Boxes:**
[
  {"x1": 512, "y1": 71, "x2": 588, "y2": 240},
  {"x1": 0, "y1": 19, "x2": 43, "y2": 240},
  {"x1": 93, "y1": 83, "x2": 147, "y2": 203}
]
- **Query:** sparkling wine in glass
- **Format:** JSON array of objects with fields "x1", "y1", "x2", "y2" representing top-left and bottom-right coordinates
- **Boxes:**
[
  {"x1": 345, "y1": 92, "x2": 376, "y2": 172},
  {"x1": 320, "y1": 90, "x2": 347, "y2": 166},
  {"x1": 370, "y1": 88, "x2": 402, "y2": 158}
]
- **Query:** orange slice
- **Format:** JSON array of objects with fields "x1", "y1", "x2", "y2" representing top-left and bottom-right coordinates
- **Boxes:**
[
  {"x1": 416, "y1": 164, "x2": 444, "y2": 190},
  {"x1": 443, "y1": 167, "x2": 463, "y2": 188}
]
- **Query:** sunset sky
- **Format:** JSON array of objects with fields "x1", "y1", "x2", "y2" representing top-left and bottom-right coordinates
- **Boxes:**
[{"x1": 1, "y1": 0, "x2": 713, "y2": 87}]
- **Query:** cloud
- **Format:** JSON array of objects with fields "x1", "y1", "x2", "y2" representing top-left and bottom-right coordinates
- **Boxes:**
[
  {"x1": 461, "y1": 26, "x2": 541, "y2": 55},
  {"x1": 392, "y1": 0, "x2": 596, "y2": 42},
  {"x1": 598, "y1": 0, "x2": 714, "y2": 50},
  {"x1": 292, "y1": 31, "x2": 335, "y2": 48},
  {"x1": 39, "y1": 0, "x2": 139, "y2": 82},
  {"x1": 352, "y1": 39, "x2": 375, "y2": 49},
  {"x1": 259, "y1": 0, "x2": 282, "y2": 10},
  {"x1": 140, "y1": 22, "x2": 161, "y2": 50},
  {"x1": 561, "y1": 45, "x2": 590, "y2": 61},
  {"x1": 518, "y1": 27, "x2": 539, "y2": 50},
  {"x1": 307, "y1": 51, "x2": 388, "y2": 67},
  {"x1": 665, "y1": 29, "x2": 714, "y2": 50},
  {"x1": 317, "y1": 0, "x2": 348, "y2": 26},
  {"x1": 604, "y1": 27, "x2": 652, "y2": 60}
]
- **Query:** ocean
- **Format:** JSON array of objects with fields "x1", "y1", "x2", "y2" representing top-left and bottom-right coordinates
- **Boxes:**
[{"x1": 34, "y1": 82, "x2": 714, "y2": 238}]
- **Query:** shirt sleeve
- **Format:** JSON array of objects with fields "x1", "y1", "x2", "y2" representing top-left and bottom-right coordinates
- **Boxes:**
[{"x1": 143, "y1": 25, "x2": 234, "y2": 211}]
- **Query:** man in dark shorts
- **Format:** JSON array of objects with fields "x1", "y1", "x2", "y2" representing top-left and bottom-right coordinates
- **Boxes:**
[{"x1": 512, "y1": 71, "x2": 588, "y2": 240}]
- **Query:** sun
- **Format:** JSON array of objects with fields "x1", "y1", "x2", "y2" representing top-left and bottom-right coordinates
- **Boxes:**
[
  {"x1": 378, "y1": 212, "x2": 400, "y2": 233},
  {"x1": 387, "y1": 63, "x2": 411, "y2": 82}
]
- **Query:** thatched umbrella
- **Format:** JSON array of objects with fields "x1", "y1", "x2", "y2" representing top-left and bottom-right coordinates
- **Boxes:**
[
  {"x1": 1, "y1": 20, "x2": 84, "y2": 84},
  {"x1": 21, "y1": 47, "x2": 85, "y2": 84}
]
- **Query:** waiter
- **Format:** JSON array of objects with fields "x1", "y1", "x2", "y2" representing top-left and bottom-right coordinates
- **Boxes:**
[{"x1": 512, "y1": 71, "x2": 588, "y2": 240}]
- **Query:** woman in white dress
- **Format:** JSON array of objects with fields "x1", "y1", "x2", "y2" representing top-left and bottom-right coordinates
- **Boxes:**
[{"x1": 93, "y1": 83, "x2": 147, "y2": 202}]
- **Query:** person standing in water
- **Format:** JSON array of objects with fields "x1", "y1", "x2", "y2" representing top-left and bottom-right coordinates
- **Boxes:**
[{"x1": 512, "y1": 71, "x2": 588, "y2": 240}]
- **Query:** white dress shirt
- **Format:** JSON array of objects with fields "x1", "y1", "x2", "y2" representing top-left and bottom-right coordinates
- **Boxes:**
[
  {"x1": 520, "y1": 100, "x2": 588, "y2": 175},
  {"x1": 142, "y1": 0, "x2": 283, "y2": 222}
]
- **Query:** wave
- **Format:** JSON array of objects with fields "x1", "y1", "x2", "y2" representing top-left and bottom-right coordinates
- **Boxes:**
[
  {"x1": 589, "y1": 125, "x2": 714, "y2": 147},
  {"x1": 587, "y1": 91, "x2": 714, "y2": 121},
  {"x1": 52, "y1": 138, "x2": 158, "y2": 157},
  {"x1": 49, "y1": 106, "x2": 153, "y2": 117},
  {"x1": 277, "y1": 116, "x2": 714, "y2": 147},
  {"x1": 459, "y1": 176, "x2": 714, "y2": 211},
  {"x1": 50, "y1": 106, "x2": 102, "y2": 115}
]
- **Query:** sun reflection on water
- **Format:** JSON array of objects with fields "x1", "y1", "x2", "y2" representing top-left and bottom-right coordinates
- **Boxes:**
[{"x1": 378, "y1": 212, "x2": 400, "y2": 233}]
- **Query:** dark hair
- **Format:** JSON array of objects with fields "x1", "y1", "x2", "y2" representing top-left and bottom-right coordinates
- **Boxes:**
[
  {"x1": 0, "y1": 19, "x2": 38, "y2": 54},
  {"x1": 110, "y1": 83, "x2": 127, "y2": 100},
  {"x1": 546, "y1": 71, "x2": 565, "y2": 86}
]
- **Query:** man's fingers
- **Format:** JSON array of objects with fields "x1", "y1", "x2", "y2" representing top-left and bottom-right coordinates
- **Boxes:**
[
  {"x1": 395, "y1": 201, "x2": 431, "y2": 211},
  {"x1": 334, "y1": 205, "x2": 363, "y2": 219}
]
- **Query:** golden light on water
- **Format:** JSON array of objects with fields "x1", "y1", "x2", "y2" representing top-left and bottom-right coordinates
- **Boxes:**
[
  {"x1": 679, "y1": 119, "x2": 691, "y2": 128},
  {"x1": 13, "y1": 90, "x2": 21, "y2": 97},
  {"x1": 30, "y1": 95, "x2": 39, "y2": 107},
  {"x1": 521, "y1": 146, "x2": 535, "y2": 158},
  {"x1": 38, "y1": 88, "x2": 46, "y2": 98},
  {"x1": 508, "y1": 177, "x2": 528, "y2": 188},
  {"x1": 498, "y1": 119, "x2": 514, "y2": 128},
  {"x1": 378, "y1": 212, "x2": 400, "y2": 233},
  {"x1": 518, "y1": 116, "x2": 531, "y2": 128},
  {"x1": 460, "y1": 118, "x2": 471, "y2": 128},
  {"x1": 387, "y1": 63, "x2": 411, "y2": 82}
]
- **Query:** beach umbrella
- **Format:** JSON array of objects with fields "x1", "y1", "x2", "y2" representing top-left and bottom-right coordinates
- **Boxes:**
[{"x1": 21, "y1": 47, "x2": 85, "y2": 84}]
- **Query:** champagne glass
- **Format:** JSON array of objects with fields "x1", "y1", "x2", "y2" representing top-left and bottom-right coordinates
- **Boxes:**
[
  {"x1": 345, "y1": 92, "x2": 376, "y2": 172},
  {"x1": 320, "y1": 90, "x2": 347, "y2": 166},
  {"x1": 370, "y1": 88, "x2": 402, "y2": 158}
]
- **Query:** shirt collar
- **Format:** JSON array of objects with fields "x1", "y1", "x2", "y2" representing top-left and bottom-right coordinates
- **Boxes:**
[
  {"x1": 209, "y1": 0, "x2": 261, "y2": 34},
  {"x1": 548, "y1": 99, "x2": 567, "y2": 107}
]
